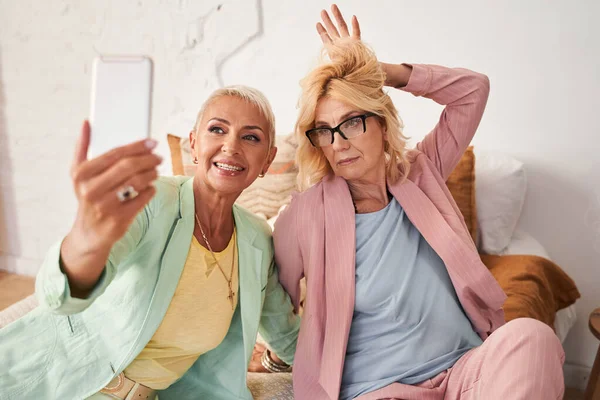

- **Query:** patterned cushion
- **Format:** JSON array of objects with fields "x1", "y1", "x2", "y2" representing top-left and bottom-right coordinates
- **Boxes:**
[
  {"x1": 247, "y1": 372, "x2": 293, "y2": 400},
  {"x1": 0, "y1": 295, "x2": 38, "y2": 329}
]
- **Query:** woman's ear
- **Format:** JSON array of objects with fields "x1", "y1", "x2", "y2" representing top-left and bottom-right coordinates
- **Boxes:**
[
  {"x1": 262, "y1": 146, "x2": 278, "y2": 175},
  {"x1": 189, "y1": 130, "x2": 198, "y2": 163}
]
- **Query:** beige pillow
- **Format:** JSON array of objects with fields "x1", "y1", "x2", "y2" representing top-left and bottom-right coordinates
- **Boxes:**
[
  {"x1": 167, "y1": 133, "x2": 299, "y2": 220},
  {"x1": 167, "y1": 133, "x2": 197, "y2": 177}
]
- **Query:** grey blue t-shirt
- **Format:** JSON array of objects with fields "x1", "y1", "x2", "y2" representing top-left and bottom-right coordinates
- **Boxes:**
[{"x1": 340, "y1": 198, "x2": 482, "y2": 400}]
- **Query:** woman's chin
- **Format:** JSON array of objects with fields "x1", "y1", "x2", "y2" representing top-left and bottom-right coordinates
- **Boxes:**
[
  {"x1": 334, "y1": 166, "x2": 365, "y2": 182},
  {"x1": 333, "y1": 160, "x2": 384, "y2": 184}
]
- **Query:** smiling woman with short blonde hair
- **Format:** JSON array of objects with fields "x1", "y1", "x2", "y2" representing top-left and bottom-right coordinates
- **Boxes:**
[{"x1": 0, "y1": 86, "x2": 299, "y2": 400}]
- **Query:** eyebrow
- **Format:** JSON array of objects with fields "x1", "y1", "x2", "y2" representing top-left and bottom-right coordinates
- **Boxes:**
[
  {"x1": 208, "y1": 117, "x2": 265, "y2": 132},
  {"x1": 314, "y1": 110, "x2": 363, "y2": 128}
]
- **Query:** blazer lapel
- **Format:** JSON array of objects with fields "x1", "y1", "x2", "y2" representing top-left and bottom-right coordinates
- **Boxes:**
[
  {"x1": 233, "y1": 205, "x2": 264, "y2": 365},
  {"x1": 127, "y1": 178, "x2": 195, "y2": 365},
  {"x1": 388, "y1": 178, "x2": 482, "y2": 267},
  {"x1": 388, "y1": 178, "x2": 505, "y2": 336},
  {"x1": 319, "y1": 175, "x2": 356, "y2": 400}
]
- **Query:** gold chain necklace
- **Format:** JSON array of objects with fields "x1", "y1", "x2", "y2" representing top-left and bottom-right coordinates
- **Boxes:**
[{"x1": 194, "y1": 213, "x2": 236, "y2": 310}]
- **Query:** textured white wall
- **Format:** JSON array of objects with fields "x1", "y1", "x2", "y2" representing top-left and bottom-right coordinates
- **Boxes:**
[{"x1": 1, "y1": 0, "x2": 599, "y2": 384}]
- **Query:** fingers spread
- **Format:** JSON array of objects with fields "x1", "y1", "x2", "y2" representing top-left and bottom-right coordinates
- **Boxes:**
[
  {"x1": 352, "y1": 15, "x2": 361, "y2": 39},
  {"x1": 321, "y1": 9, "x2": 340, "y2": 39},
  {"x1": 316, "y1": 22, "x2": 332, "y2": 44},
  {"x1": 331, "y1": 4, "x2": 349, "y2": 36}
]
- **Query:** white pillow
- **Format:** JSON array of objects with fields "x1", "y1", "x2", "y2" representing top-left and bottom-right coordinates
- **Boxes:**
[
  {"x1": 502, "y1": 229, "x2": 549, "y2": 259},
  {"x1": 474, "y1": 150, "x2": 527, "y2": 254}
]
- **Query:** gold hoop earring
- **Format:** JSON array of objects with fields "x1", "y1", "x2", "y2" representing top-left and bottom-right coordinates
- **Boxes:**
[
  {"x1": 258, "y1": 172, "x2": 265, "y2": 178},
  {"x1": 193, "y1": 157, "x2": 198, "y2": 164}
]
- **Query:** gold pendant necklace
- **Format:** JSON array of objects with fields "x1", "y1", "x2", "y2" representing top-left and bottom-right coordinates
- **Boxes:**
[{"x1": 195, "y1": 213, "x2": 236, "y2": 310}]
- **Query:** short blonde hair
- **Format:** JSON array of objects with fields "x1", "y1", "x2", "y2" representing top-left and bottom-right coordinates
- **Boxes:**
[
  {"x1": 295, "y1": 39, "x2": 410, "y2": 191},
  {"x1": 194, "y1": 85, "x2": 276, "y2": 149}
]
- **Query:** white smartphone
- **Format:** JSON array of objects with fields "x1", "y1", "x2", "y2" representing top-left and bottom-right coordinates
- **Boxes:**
[{"x1": 89, "y1": 55, "x2": 153, "y2": 159}]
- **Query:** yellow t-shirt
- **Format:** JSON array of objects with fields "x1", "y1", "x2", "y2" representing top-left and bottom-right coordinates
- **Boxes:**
[{"x1": 124, "y1": 230, "x2": 239, "y2": 390}]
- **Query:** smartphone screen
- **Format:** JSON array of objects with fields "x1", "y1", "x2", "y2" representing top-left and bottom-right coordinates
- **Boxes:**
[{"x1": 89, "y1": 55, "x2": 153, "y2": 158}]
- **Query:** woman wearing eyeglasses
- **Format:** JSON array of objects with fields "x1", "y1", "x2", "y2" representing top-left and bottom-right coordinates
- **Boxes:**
[{"x1": 272, "y1": 5, "x2": 565, "y2": 400}]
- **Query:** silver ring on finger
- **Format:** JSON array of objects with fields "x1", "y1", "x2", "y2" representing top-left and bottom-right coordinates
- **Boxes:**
[{"x1": 116, "y1": 185, "x2": 139, "y2": 203}]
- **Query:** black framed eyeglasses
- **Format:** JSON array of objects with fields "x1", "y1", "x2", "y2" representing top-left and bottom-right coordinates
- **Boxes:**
[{"x1": 305, "y1": 113, "x2": 376, "y2": 148}]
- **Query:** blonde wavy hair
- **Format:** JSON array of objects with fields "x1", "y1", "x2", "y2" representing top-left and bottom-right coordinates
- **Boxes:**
[
  {"x1": 295, "y1": 39, "x2": 410, "y2": 191},
  {"x1": 193, "y1": 85, "x2": 276, "y2": 149}
]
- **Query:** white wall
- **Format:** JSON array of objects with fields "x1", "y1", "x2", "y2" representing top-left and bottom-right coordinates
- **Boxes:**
[{"x1": 1, "y1": 0, "x2": 598, "y2": 386}]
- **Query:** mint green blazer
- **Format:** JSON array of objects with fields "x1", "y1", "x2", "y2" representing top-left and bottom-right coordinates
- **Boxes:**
[{"x1": 0, "y1": 176, "x2": 300, "y2": 400}]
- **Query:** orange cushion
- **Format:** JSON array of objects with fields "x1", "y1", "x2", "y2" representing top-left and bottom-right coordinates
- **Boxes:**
[
  {"x1": 446, "y1": 146, "x2": 478, "y2": 243},
  {"x1": 482, "y1": 254, "x2": 580, "y2": 328},
  {"x1": 167, "y1": 134, "x2": 184, "y2": 175}
]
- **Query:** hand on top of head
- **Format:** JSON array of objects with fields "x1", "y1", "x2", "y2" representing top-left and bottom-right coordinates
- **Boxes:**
[
  {"x1": 316, "y1": 4, "x2": 361, "y2": 45},
  {"x1": 314, "y1": 5, "x2": 379, "y2": 76}
]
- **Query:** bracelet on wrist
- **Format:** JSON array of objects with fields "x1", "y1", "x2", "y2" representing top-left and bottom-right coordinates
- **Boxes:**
[{"x1": 260, "y1": 349, "x2": 292, "y2": 373}]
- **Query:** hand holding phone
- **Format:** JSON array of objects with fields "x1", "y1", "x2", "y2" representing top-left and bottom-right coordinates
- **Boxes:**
[
  {"x1": 61, "y1": 120, "x2": 162, "y2": 297},
  {"x1": 58, "y1": 56, "x2": 158, "y2": 297}
]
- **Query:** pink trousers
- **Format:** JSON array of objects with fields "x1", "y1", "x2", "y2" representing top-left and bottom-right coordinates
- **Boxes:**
[{"x1": 356, "y1": 318, "x2": 565, "y2": 400}]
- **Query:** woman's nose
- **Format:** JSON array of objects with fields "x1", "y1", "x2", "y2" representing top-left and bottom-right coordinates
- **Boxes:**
[
  {"x1": 331, "y1": 131, "x2": 349, "y2": 152},
  {"x1": 222, "y1": 134, "x2": 240, "y2": 154}
]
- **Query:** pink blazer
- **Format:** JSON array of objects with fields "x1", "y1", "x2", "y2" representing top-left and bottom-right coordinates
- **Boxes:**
[{"x1": 273, "y1": 64, "x2": 507, "y2": 400}]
